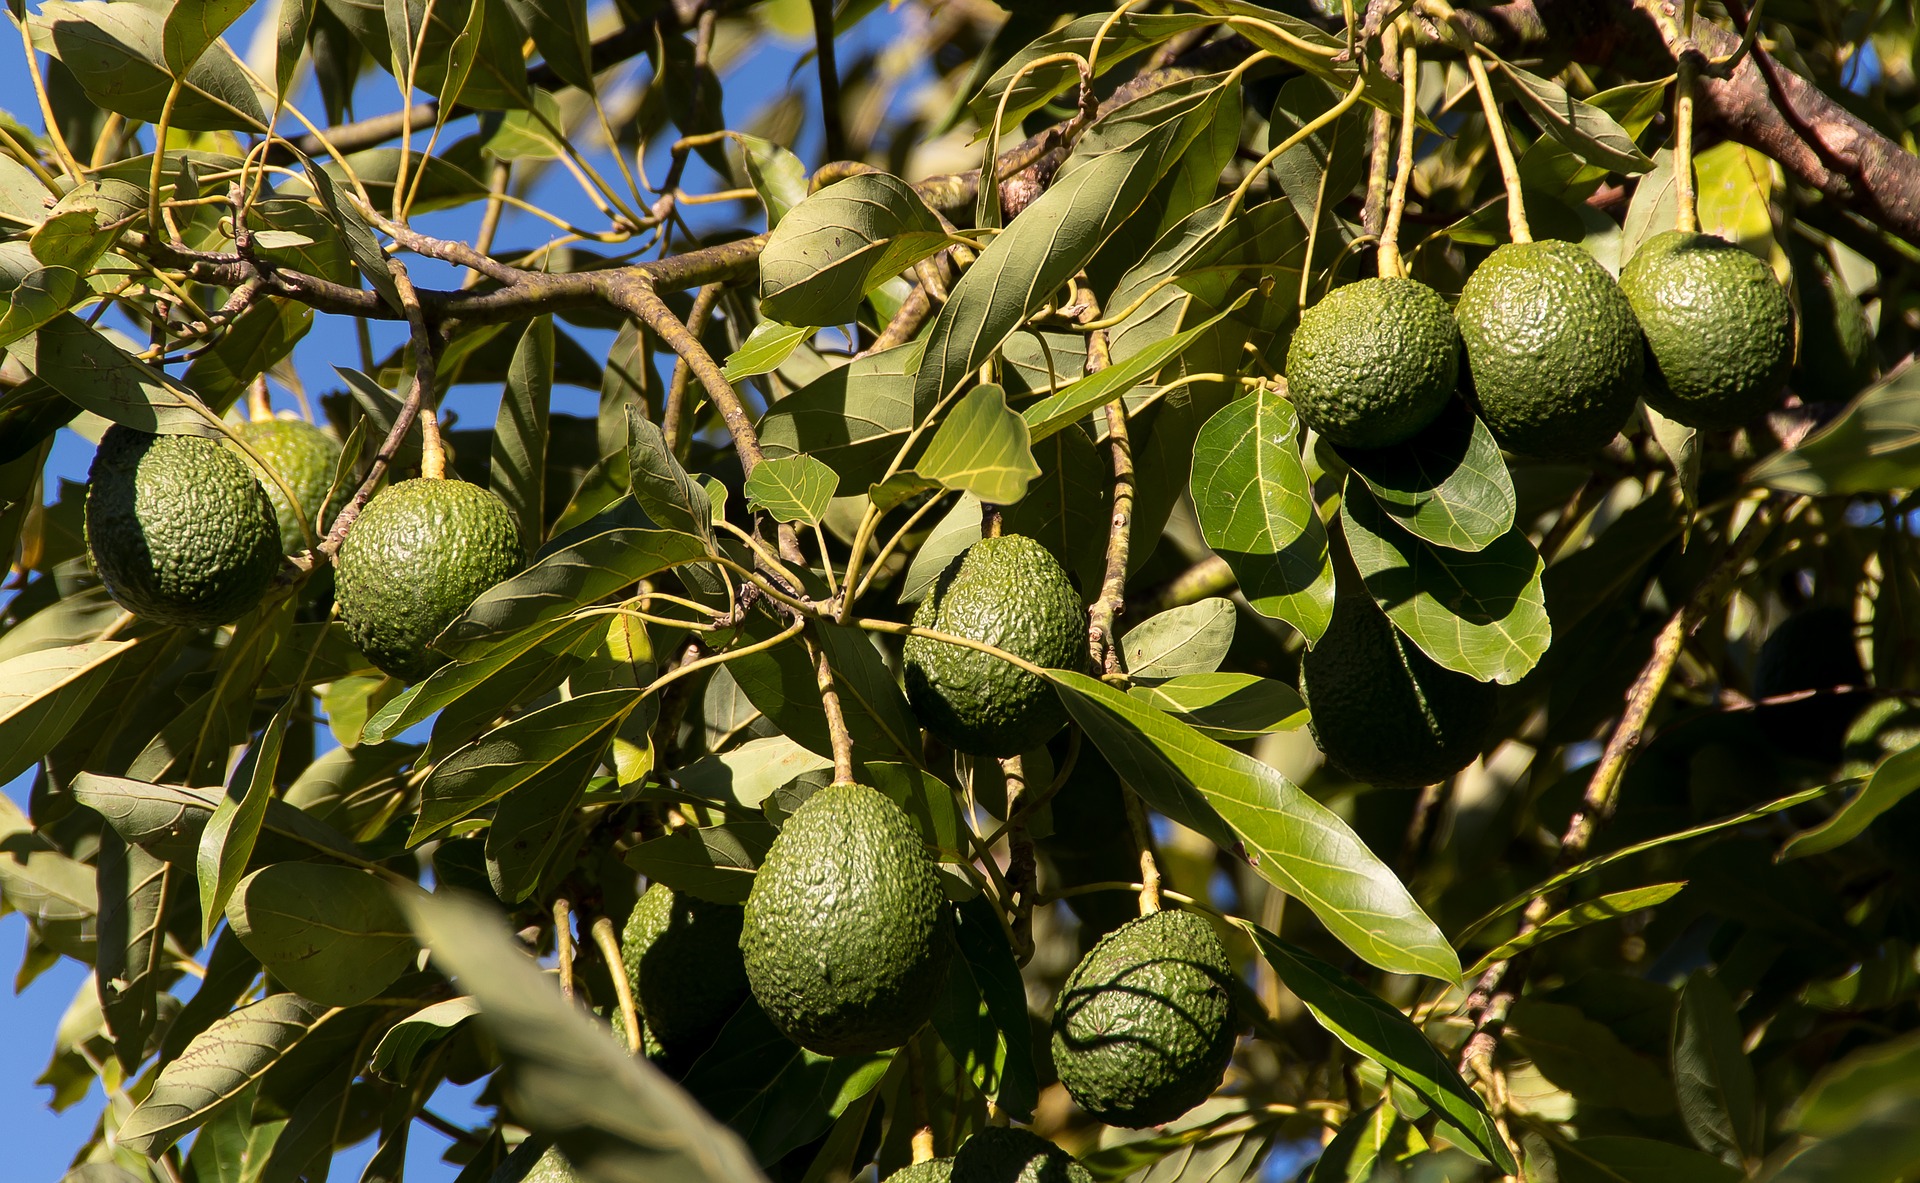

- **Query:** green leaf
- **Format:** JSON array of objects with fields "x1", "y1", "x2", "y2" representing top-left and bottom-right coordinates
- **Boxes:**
[
  {"x1": 737, "y1": 135, "x2": 808, "y2": 229},
  {"x1": 197, "y1": 695, "x2": 297, "y2": 942},
  {"x1": 486, "y1": 728, "x2": 605, "y2": 903},
  {"x1": 1122, "y1": 599, "x2": 1236, "y2": 682},
  {"x1": 900, "y1": 493, "x2": 981, "y2": 604},
  {"x1": 1748, "y1": 365, "x2": 1920, "y2": 496},
  {"x1": 1238, "y1": 923, "x2": 1514, "y2": 1173},
  {"x1": 744, "y1": 454, "x2": 839, "y2": 526},
  {"x1": 724, "y1": 320, "x2": 811, "y2": 382},
  {"x1": 362, "y1": 618, "x2": 600, "y2": 746},
  {"x1": 624, "y1": 822, "x2": 775, "y2": 905},
  {"x1": 1341, "y1": 486, "x2": 1549, "y2": 685},
  {"x1": 1129, "y1": 673, "x2": 1307, "y2": 741},
  {"x1": 438, "y1": 525, "x2": 710, "y2": 658},
  {"x1": 1553, "y1": 1136, "x2": 1742, "y2": 1183},
  {"x1": 999, "y1": 424, "x2": 1107, "y2": 595},
  {"x1": 758, "y1": 173, "x2": 949, "y2": 328},
  {"x1": 1673, "y1": 973, "x2": 1758, "y2": 1162},
  {"x1": 226, "y1": 863, "x2": 416, "y2": 1007},
  {"x1": 671, "y1": 736, "x2": 833, "y2": 812},
  {"x1": 1021, "y1": 292, "x2": 1253, "y2": 443},
  {"x1": 8, "y1": 314, "x2": 222, "y2": 435},
  {"x1": 0, "y1": 254, "x2": 82, "y2": 350},
  {"x1": 1269, "y1": 76, "x2": 1368, "y2": 268},
  {"x1": 865, "y1": 763, "x2": 971, "y2": 863},
  {"x1": 0, "y1": 795, "x2": 96, "y2": 956},
  {"x1": 1786, "y1": 1028, "x2": 1920, "y2": 1137},
  {"x1": 369, "y1": 996, "x2": 480, "y2": 1082},
  {"x1": 1466, "y1": 883, "x2": 1687, "y2": 977},
  {"x1": 118, "y1": 993, "x2": 339, "y2": 1157},
  {"x1": 160, "y1": 0, "x2": 251, "y2": 75},
  {"x1": 1309, "y1": 1103, "x2": 1394, "y2": 1183},
  {"x1": 915, "y1": 72, "x2": 1228, "y2": 412},
  {"x1": 1507, "y1": 999, "x2": 1675, "y2": 1116},
  {"x1": 679, "y1": 1000, "x2": 893, "y2": 1166},
  {"x1": 915, "y1": 384, "x2": 1040, "y2": 506},
  {"x1": 1490, "y1": 57, "x2": 1655, "y2": 174},
  {"x1": 757, "y1": 340, "x2": 924, "y2": 488},
  {"x1": 1191, "y1": 387, "x2": 1334, "y2": 645},
  {"x1": 1337, "y1": 403, "x2": 1516, "y2": 553},
  {"x1": 725, "y1": 614, "x2": 916, "y2": 765},
  {"x1": 627, "y1": 408, "x2": 716, "y2": 545},
  {"x1": 32, "y1": 1, "x2": 268, "y2": 131},
  {"x1": 95, "y1": 831, "x2": 172, "y2": 1072},
  {"x1": 414, "y1": 688, "x2": 632, "y2": 839},
  {"x1": 72, "y1": 772, "x2": 365, "y2": 866},
  {"x1": 498, "y1": 0, "x2": 591, "y2": 91},
  {"x1": 952, "y1": 894, "x2": 1039, "y2": 1121},
  {"x1": 1049, "y1": 671, "x2": 1459, "y2": 980},
  {"x1": 966, "y1": 12, "x2": 1214, "y2": 132},
  {"x1": 0, "y1": 639, "x2": 134, "y2": 784},
  {"x1": 494, "y1": 315, "x2": 553, "y2": 553},
  {"x1": 401, "y1": 889, "x2": 770, "y2": 1181}
]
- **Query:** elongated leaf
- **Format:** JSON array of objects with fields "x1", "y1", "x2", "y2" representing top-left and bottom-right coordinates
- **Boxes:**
[
  {"x1": 757, "y1": 340, "x2": 925, "y2": 488},
  {"x1": 160, "y1": 0, "x2": 250, "y2": 74},
  {"x1": 1673, "y1": 973, "x2": 1757, "y2": 1162},
  {"x1": 1239, "y1": 923, "x2": 1514, "y2": 1173},
  {"x1": 724, "y1": 320, "x2": 810, "y2": 382},
  {"x1": 8, "y1": 315, "x2": 221, "y2": 436},
  {"x1": 0, "y1": 639, "x2": 134, "y2": 783},
  {"x1": 499, "y1": 0, "x2": 590, "y2": 91},
  {"x1": 1491, "y1": 58, "x2": 1654, "y2": 174},
  {"x1": 624, "y1": 823, "x2": 773, "y2": 905},
  {"x1": 1787, "y1": 1029, "x2": 1920, "y2": 1137},
  {"x1": 32, "y1": 1, "x2": 268, "y2": 131},
  {"x1": 118, "y1": 993, "x2": 338, "y2": 1157},
  {"x1": 916, "y1": 384, "x2": 1039, "y2": 506},
  {"x1": 438, "y1": 525, "x2": 710, "y2": 657},
  {"x1": 1129, "y1": 673, "x2": 1307, "y2": 741},
  {"x1": 72, "y1": 773, "x2": 365, "y2": 866},
  {"x1": 363, "y1": 618, "x2": 600, "y2": 745},
  {"x1": 399, "y1": 888, "x2": 770, "y2": 1182},
  {"x1": 1341, "y1": 487, "x2": 1549, "y2": 684},
  {"x1": 1749, "y1": 366, "x2": 1920, "y2": 496},
  {"x1": 1310, "y1": 1103, "x2": 1394, "y2": 1183},
  {"x1": 737, "y1": 135, "x2": 807, "y2": 229},
  {"x1": 197, "y1": 695, "x2": 297, "y2": 941},
  {"x1": 1050, "y1": 671, "x2": 1459, "y2": 980},
  {"x1": 967, "y1": 11, "x2": 1215, "y2": 131},
  {"x1": 1338, "y1": 402, "x2": 1516, "y2": 552},
  {"x1": 1554, "y1": 1136, "x2": 1742, "y2": 1183},
  {"x1": 1467, "y1": 883, "x2": 1687, "y2": 977},
  {"x1": 1022, "y1": 293, "x2": 1252, "y2": 442},
  {"x1": 1191, "y1": 388, "x2": 1334, "y2": 644},
  {"x1": 952, "y1": 894, "x2": 1039, "y2": 1121},
  {"x1": 95, "y1": 831, "x2": 172, "y2": 1071},
  {"x1": 370, "y1": 997, "x2": 480, "y2": 1082},
  {"x1": 1784, "y1": 743, "x2": 1920, "y2": 858},
  {"x1": 1269, "y1": 75, "x2": 1368, "y2": 265},
  {"x1": 494, "y1": 316, "x2": 553, "y2": 553},
  {"x1": 226, "y1": 863, "x2": 415, "y2": 1006},
  {"x1": 759, "y1": 173, "x2": 948, "y2": 327},
  {"x1": 487, "y1": 730, "x2": 606, "y2": 903},
  {"x1": 671, "y1": 736, "x2": 833, "y2": 812},
  {"x1": 744, "y1": 454, "x2": 838, "y2": 526},
  {"x1": 1508, "y1": 999, "x2": 1674, "y2": 1115},
  {"x1": 727, "y1": 614, "x2": 921, "y2": 765},
  {"x1": 627, "y1": 409, "x2": 716, "y2": 543},
  {"x1": 414, "y1": 688, "x2": 633, "y2": 839},
  {"x1": 1122, "y1": 599, "x2": 1235, "y2": 682}
]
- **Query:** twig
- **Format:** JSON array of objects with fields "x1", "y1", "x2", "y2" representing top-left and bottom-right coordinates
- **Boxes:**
[
  {"x1": 590, "y1": 915, "x2": 643, "y2": 1055},
  {"x1": 1081, "y1": 286, "x2": 1133, "y2": 678},
  {"x1": 553, "y1": 899, "x2": 575, "y2": 1000},
  {"x1": 1378, "y1": 39, "x2": 1420, "y2": 278},
  {"x1": 386, "y1": 258, "x2": 445, "y2": 480},
  {"x1": 1001, "y1": 754, "x2": 1040, "y2": 963},
  {"x1": 808, "y1": 0, "x2": 847, "y2": 161},
  {"x1": 664, "y1": 282, "x2": 724, "y2": 459},
  {"x1": 1123, "y1": 788, "x2": 1163, "y2": 915},
  {"x1": 809, "y1": 630, "x2": 857, "y2": 786},
  {"x1": 1464, "y1": 48, "x2": 1531, "y2": 243}
]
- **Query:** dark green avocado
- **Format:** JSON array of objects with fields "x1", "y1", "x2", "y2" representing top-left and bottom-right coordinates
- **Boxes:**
[
  {"x1": 85, "y1": 425, "x2": 283, "y2": 628},
  {"x1": 903, "y1": 534, "x2": 1087, "y2": 758},
  {"x1": 1298, "y1": 592, "x2": 1497, "y2": 787},
  {"x1": 950, "y1": 1127, "x2": 1091, "y2": 1183},
  {"x1": 620, "y1": 883, "x2": 749, "y2": 1068},
  {"x1": 1286, "y1": 275, "x2": 1461, "y2": 449},
  {"x1": 1455, "y1": 239, "x2": 1644, "y2": 458},
  {"x1": 1050, "y1": 908, "x2": 1236, "y2": 1129},
  {"x1": 334, "y1": 478, "x2": 524, "y2": 682},
  {"x1": 740, "y1": 783, "x2": 952, "y2": 1056},
  {"x1": 1620, "y1": 230, "x2": 1792, "y2": 430},
  {"x1": 884, "y1": 1159, "x2": 956, "y2": 1183},
  {"x1": 236, "y1": 417, "x2": 343, "y2": 555}
]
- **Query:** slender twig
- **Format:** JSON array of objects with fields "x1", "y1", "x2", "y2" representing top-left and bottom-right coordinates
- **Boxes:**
[
  {"x1": 1123, "y1": 788, "x2": 1163, "y2": 915},
  {"x1": 1001, "y1": 754, "x2": 1039, "y2": 963},
  {"x1": 553, "y1": 899, "x2": 575, "y2": 1000},
  {"x1": 809, "y1": 630, "x2": 857, "y2": 786},
  {"x1": 665, "y1": 282, "x2": 724, "y2": 459},
  {"x1": 1674, "y1": 42, "x2": 1701, "y2": 233},
  {"x1": 1080, "y1": 283, "x2": 1134, "y2": 678},
  {"x1": 1464, "y1": 49, "x2": 1531, "y2": 243},
  {"x1": 590, "y1": 916, "x2": 643, "y2": 1055},
  {"x1": 386, "y1": 257, "x2": 445, "y2": 480},
  {"x1": 1379, "y1": 39, "x2": 1420, "y2": 278},
  {"x1": 808, "y1": 0, "x2": 846, "y2": 161}
]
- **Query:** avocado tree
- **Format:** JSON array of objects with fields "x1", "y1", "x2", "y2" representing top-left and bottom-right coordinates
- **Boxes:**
[{"x1": 4, "y1": 0, "x2": 1920, "y2": 1179}]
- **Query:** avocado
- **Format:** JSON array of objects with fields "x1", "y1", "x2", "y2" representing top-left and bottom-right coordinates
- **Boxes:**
[
  {"x1": 884, "y1": 1159, "x2": 956, "y2": 1183},
  {"x1": 950, "y1": 1127, "x2": 1091, "y2": 1183},
  {"x1": 1298, "y1": 592, "x2": 1496, "y2": 786},
  {"x1": 620, "y1": 883, "x2": 748, "y2": 1067},
  {"x1": 1285, "y1": 276, "x2": 1461, "y2": 449},
  {"x1": 1050, "y1": 908, "x2": 1236, "y2": 1128},
  {"x1": 236, "y1": 418, "x2": 344, "y2": 555},
  {"x1": 334, "y1": 478, "x2": 524, "y2": 682},
  {"x1": 740, "y1": 783, "x2": 952, "y2": 1055},
  {"x1": 903, "y1": 535, "x2": 1087, "y2": 758},
  {"x1": 1619, "y1": 231, "x2": 1792, "y2": 430},
  {"x1": 1455, "y1": 240, "x2": 1644, "y2": 457},
  {"x1": 1790, "y1": 240, "x2": 1875, "y2": 402},
  {"x1": 85, "y1": 425, "x2": 283, "y2": 628},
  {"x1": 489, "y1": 1142, "x2": 579, "y2": 1183}
]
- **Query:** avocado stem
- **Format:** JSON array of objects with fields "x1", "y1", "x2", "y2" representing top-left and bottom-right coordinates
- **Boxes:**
[
  {"x1": 1377, "y1": 37, "x2": 1421, "y2": 280},
  {"x1": 1674, "y1": 47, "x2": 1702, "y2": 233},
  {"x1": 1464, "y1": 51, "x2": 1532, "y2": 244},
  {"x1": 590, "y1": 915, "x2": 643, "y2": 1055},
  {"x1": 552, "y1": 898, "x2": 574, "y2": 1001},
  {"x1": 1124, "y1": 789, "x2": 1164, "y2": 915},
  {"x1": 808, "y1": 630, "x2": 858, "y2": 786}
]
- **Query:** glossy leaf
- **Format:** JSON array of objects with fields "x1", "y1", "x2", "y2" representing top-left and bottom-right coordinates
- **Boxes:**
[
  {"x1": 757, "y1": 341, "x2": 924, "y2": 488},
  {"x1": 160, "y1": 0, "x2": 250, "y2": 74},
  {"x1": 1554, "y1": 1137, "x2": 1742, "y2": 1183},
  {"x1": 494, "y1": 315, "x2": 553, "y2": 553},
  {"x1": 759, "y1": 173, "x2": 948, "y2": 327},
  {"x1": 1240, "y1": 923, "x2": 1514, "y2": 1173},
  {"x1": 952, "y1": 894, "x2": 1039, "y2": 1121},
  {"x1": 32, "y1": 1, "x2": 268, "y2": 131},
  {"x1": 363, "y1": 617, "x2": 601, "y2": 745},
  {"x1": 737, "y1": 135, "x2": 808, "y2": 229},
  {"x1": 1507, "y1": 999, "x2": 1675, "y2": 1116},
  {"x1": 1749, "y1": 366, "x2": 1920, "y2": 495},
  {"x1": 226, "y1": 863, "x2": 415, "y2": 1006},
  {"x1": 1673, "y1": 973, "x2": 1758, "y2": 1162},
  {"x1": 1191, "y1": 388, "x2": 1334, "y2": 645},
  {"x1": 197, "y1": 695, "x2": 297, "y2": 941},
  {"x1": 671, "y1": 735, "x2": 833, "y2": 812},
  {"x1": 8, "y1": 315, "x2": 222, "y2": 436},
  {"x1": 1785, "y1": 745, "x2": 1920, "y2": 859},
  {"x1": 1467, "y1": 883, "x2": 1687, "y2": 977},
  {"x1": 0, "y1": 639, "x2": 134, "y2": 784},
  {"x1": 915, "y1": 384, "x2": 1040, "y2": 506},
  {"x1": 1121, "y1": 599, "x2": 1235, "y2": 682},
  {"x1": 900, "y1": 493, "x2": 981, "y2": 604},
  {"x1": 724, "y1": 320, "x2": 810, "y2": 382},
  {"x1": 1269, "y1": 75, "x2": 1368, "y2": 264},
  {"x1": 623, "y1": 822, "x2": 775, "y2": 905},
  {"x1": 499, "y1": 0, "x2": 590, "y2": 91},
  {"x1": 413, "y1": 688, "x2": 633, "y2": 839},
  {"x1": 744, "y1": 454, "x2": 839, "y2": 526},
  {"x1": 486, "y1": 728, "x2": 606, "y2": 903},
  {"x1": 1337, "y1": 403, "x2": 1516, "y2": 552},
  {"x1": 1490, "y1": 57, "x2": 1655, "y2": 174},
  {"x1": 1050, "y1": 671, "x2": 1459, "y2": 980},
  {"x1": 628, "y1": 408, "x2": 716, "y2": 545},
  {"x1": 1341, "y1": 487, "x2": 1549, "y2": 685},
  {"x1": 369, "y1": 997, "x2": 480, "y2": 1082},
  {"x1": 1129, "y1": 673, "x2": 1307, "y2": 741},
  {"x1": 966, "y1": 11, "x2": 1213, "y2": 131},
  {"x1": 94, "y1": 831, "x2": 171, "y2": 1072}
]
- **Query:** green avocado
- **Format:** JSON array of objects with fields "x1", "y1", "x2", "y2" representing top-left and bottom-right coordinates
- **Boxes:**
[
  {"x1": 1619, "y1": 230, "x2": 1792, "y2": 430},
  {"x1": 741, "y1": 783, "x2": 952, "y2": 1055},
  {"x1": 903, "y1": 535, "x2": 1087, "y2": 758},
  {"x1": 1285, "y1": 276, "x2": 1461, "y2": 449},
  {"x1": 1298, "y1": 592, "x2": 1496, "y2": 787},
  {"x1": 950, "y1": 1127, "x2": 1091, "y2": 1183},
  {"x1": 1050, "y1": 908, "x2": 1236, "y2": 1129},
  {"x1": 488, "y1": 1142, "x2": 579, "y2": 1183},
  {"x1": 884, "y1": 1159, "x2": 956, "y2": 1183},
  {"x1": 620, "y1": 883, "x2": 748, "y2": 1067},
  {"x1": 1791, "y1": 239, "x2": 1875, "y2": 402},
  {"x1": 335, "y1": 478, "x2": 524, "y2": 682},
  {"x1": 1455, "y1": 239, "x2": 1643, "y2": 457},
  {"x1": 236, "y1": 418, "x2": 344, "y2": 555},
  {"x1": 85, "y1": 425, "x2": 283, "y2": 628}
]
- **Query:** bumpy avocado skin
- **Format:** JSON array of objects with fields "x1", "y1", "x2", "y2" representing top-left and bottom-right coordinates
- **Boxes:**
[
  {"x1": 85, "y1": 426, "x2": 283, "y2": 628},
  {"x1": 335, "y1": 478, "x2": 524, "y2": 681},
  {"x1": 903, "y1": 535, "x2": 1087, "y2": 758},
  {"x1": 1298, "y1": 593, "x2": 1497, "y2": 787},
  {"x1": 1791, "y1": 241, "x2": 1875, "y2": 402},
  {"x1": 1455, "y1": 240, "x2": 1644, "y2": 458},
  {"x1": 950, "y1": 1128, "x2": 1092, "y2": 1183},
  {"x1": 741, "y1": 783, "x2": 952, "y2": 1056},
  {"x1": 1051, "y1": 909, "x2": 1236, "y2": 1129},
  {"x1": 488, "y1": 1143, "x2": 579, "y2": 1183},
  {"x1": 1620, "y1": 231, "x2": 1792, "y2": 430},
  {"x1": 1286, "y1": 276, "x2": 1461, "y2": 449},
  {"x1": 620, "y1": 883, "x2": 748, "y2": 1067},
  {"x1": 884, "y1": 1159, "x2": 957, "y2": 1183},
  {"x1": 236, "y1": 418, "x2": 343, "y2": 555}
]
